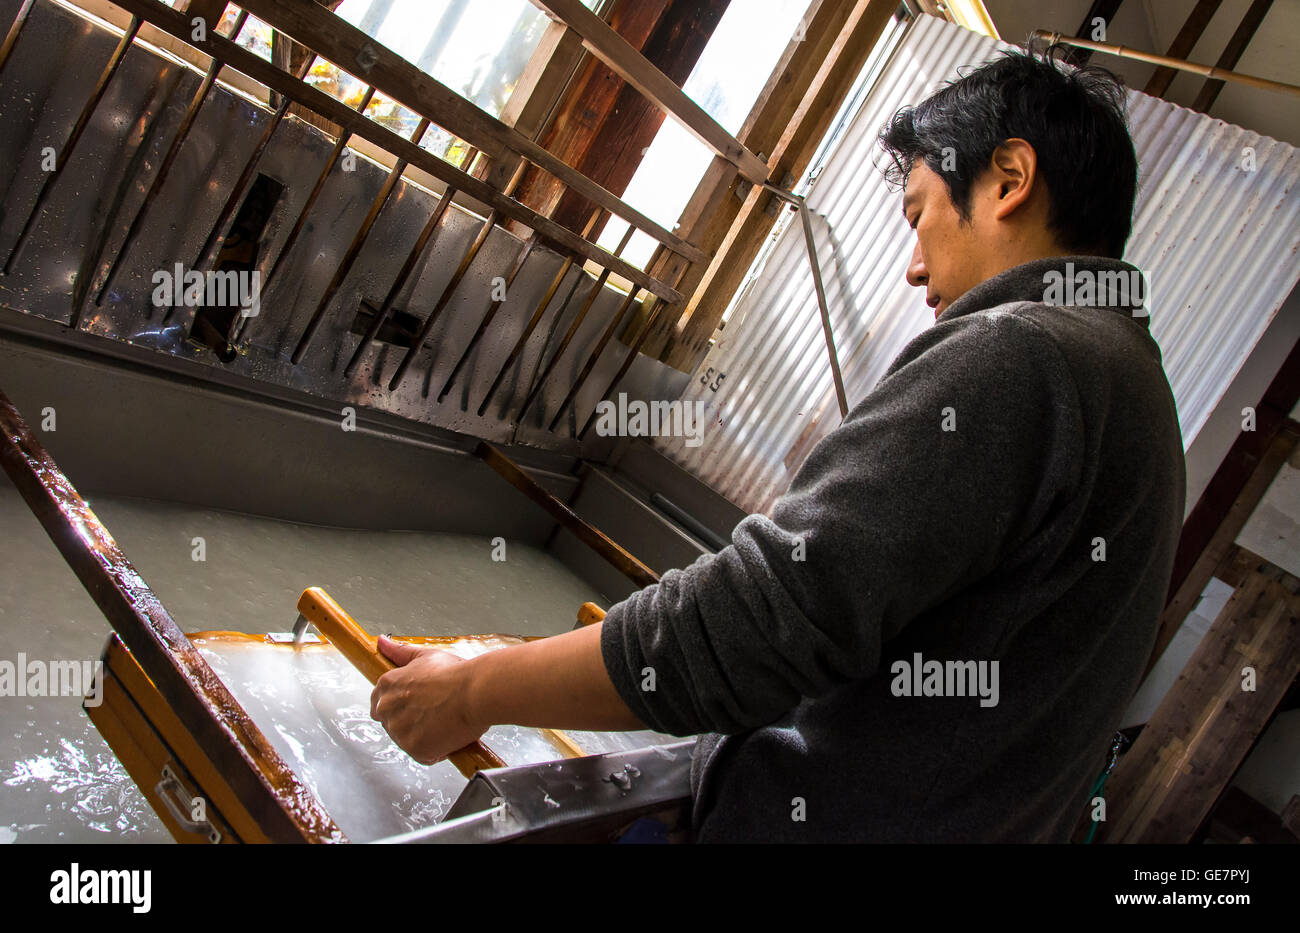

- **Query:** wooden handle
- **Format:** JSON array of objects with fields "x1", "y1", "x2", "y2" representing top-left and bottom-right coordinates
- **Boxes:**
[
  {"x1": 577, "y1": 602, "x2": 606, "y2": 627},
  {"x1": 295, "y1": 587, "x2": 505, "y2": 777}
]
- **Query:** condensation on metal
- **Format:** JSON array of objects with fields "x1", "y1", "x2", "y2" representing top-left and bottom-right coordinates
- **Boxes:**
[
  {"x1": 0, "y1": 0, "x2": 683, "y2": 456},
  {"x1": 654, "y1": 14, "x2": 1300, "y2": 514}
]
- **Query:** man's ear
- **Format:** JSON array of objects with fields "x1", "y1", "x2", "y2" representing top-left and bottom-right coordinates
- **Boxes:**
[{"x1": 987, "y1": 138, "x2": 1038, "y2": 221}]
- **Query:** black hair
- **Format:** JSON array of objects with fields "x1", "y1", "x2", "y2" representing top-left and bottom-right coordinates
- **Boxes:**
[{"x1": 877, "y1": 44, "x2": 1138, "y2": 259}]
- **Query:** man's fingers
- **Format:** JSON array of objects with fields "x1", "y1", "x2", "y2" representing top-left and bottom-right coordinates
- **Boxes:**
[{"x1": 377, "y1": 634, "x2": 424, "y2": 666}]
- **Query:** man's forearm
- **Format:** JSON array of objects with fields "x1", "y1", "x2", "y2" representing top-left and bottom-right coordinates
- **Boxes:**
[{"x1": 463, "y1": 622, "x2": 649, "y2": 733}]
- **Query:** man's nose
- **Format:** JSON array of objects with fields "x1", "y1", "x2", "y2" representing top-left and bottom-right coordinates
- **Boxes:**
[{"x1": 906, "y1": 240, "x2": 927, "y2": 288}]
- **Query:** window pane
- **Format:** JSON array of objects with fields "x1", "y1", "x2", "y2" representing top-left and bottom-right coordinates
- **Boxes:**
[
  {"x1": 597, "y1": 0, "x2": 814, "y2": 270},
  {"x1": 335, "y1": 0, "x2": 554, "y2": 119}
]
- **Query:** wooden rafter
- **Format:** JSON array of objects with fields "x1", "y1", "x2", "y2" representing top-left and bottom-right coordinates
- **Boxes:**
[
  {"x1": 1101, "y1": 546, "x2": 1300, "y2": 843},
  {"x1": 1144, "y1": 0, "x2": 1222, "y2": 98}
]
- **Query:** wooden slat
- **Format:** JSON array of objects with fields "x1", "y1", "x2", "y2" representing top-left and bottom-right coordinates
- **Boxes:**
[
  {"x1": 1101, "y1": 547, "x2": 1300, "y2": 842},
  {"x1": 0, "y1": 387, "x2": 342, "y2": 843},
  {"x1": 236, "y1": 0, "x2": 704, "y2": 263},
  {"x1": 1191, "y1": 0, "x2": 1273, "y2": 112},
  {"x1": 577, "y1": 602, "x2": 607, "y2": 627},
  {"x1": 1206, "y1": 786, "x2": 1300, "y2": 843},
  {"x1": 526, "y1": 0, "x2": 770, "y2": 184},
  {"x1": 1146, "y1": 421, "x2": 1299, "y2": 677},
  {"x1": 1060, "y1": 0, "x2": 1125, "y2": 67},
  {"x1": 108, "y1": 0, "x2": 683, "y2": 303},
  {"x1": 1144, "y1": 0, "x2": 1222, "y2": 98},
  {"x1": 475, "y1": 441, "x2": 660, "y2": 589}
]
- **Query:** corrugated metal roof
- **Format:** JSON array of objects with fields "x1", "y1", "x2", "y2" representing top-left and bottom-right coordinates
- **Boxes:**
[{"x1": 655, "y1": 14, "x2": 1300, "y2": 514}]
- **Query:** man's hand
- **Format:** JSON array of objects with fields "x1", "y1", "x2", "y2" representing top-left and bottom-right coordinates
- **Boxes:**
[{"x1": 370, "y1": 636, "x2": 487, "y2": 766}]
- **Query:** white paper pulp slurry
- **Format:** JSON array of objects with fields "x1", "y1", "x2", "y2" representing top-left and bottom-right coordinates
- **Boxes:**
[{"x1": 0, "y1": 486, "x2": 673, "y2": 843}]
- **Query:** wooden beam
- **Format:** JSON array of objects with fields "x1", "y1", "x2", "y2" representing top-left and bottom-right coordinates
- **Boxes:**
[
  {"x1": 646, "y1": 0, "x2": 898, "y2": 370},
  {"x1": 235, "y1": 0, "x2": 703, "y2": 263},
  {"x1": 1101, "y1": 547, "x2": 1300, "y2": 842},
  {"x1": 108, "y1": 0, "x2": 684, "y2": 303},
  {"x1": 1191, "y1": 0, "x2": 1273, "y2": 112},
  {"x1": 1144, "y1": 0, "x2": 1222, "y2": 98},
  {"x1": 1167, "y1": 336, "x2": 1300, "y2": 603},
  {"x1": 1148, "y1": 420, "x2": 1299, "y2": 678},
  {"x1": 1206, "y1": 786, "x2": 1300, "y2": 843},
  {"x1": 526, "y1": 0, "x2": 770, "y2": 184},
  {"x1": 1061, "y1": 0, "x2": 1125, "y2": 67},
  {"x1": 474, "y1": 442, "x2": 660, "y2": 589}
]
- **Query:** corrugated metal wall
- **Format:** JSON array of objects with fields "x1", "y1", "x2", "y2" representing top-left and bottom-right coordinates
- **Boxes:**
[{"x1": 655, "y1": 14, "x2": 1300, "y2": 514}]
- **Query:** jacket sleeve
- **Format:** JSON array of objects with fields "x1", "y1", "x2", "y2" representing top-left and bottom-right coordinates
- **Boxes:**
[{"x1": 600, "y1": 308, "x2": 1084, "y2": 736}]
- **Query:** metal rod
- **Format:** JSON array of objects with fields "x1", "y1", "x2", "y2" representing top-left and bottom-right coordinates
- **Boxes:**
[
  {"x1": 2, "y1": 16, "x2": 141, "y2": 274},
  {"x1": 546, "y1": 285, "x2": 641, "y2": 433},
  {"x1": 515, "y1": 222, "x2": 635, "y2": 422},
  {"x1": 649, "y1": 491, "x2": 730, "y2": 552},
  {"x1": 386, "y1": 158, "x2": 529, "y2": 390},
  {"x1": 474, "y1": 441, "x2": 659, "y2": 588},
  {"x1": 195, "y1": 55, "x2": 319, "y2": 277},
  {"x1": 577, "y1": 264, "x2": 689, "y2": 440},
  {"x1": 436, "y1": 232, "x2": 538, "y2": 401},
  {"x1": 1033, "y1": 29, "x2": 1300, "y2": 97},
  {"x1": 798, "y1": 200, "x2": 848, "y2": 419},
  {"x1": 291, "y1": 116, "x2": 432, "y2": 364},
  {"x1": 95, "y1": 12, "x2": 249, "y2": 305},
  {"x1": 0, "y1": 0, "x2": 35, "y2": 75},
  {"x1": 344, "y1": 145, "x2": 480, "y2": 377},
  {"x1": 477, "y1": 207, "x2": 604, "y2": 416},
  {"x1": 257, "y1": 85, "x2": 377, "y2": 300}
]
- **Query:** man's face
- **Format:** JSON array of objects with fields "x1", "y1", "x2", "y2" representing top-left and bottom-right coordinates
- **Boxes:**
[{"x1": 902, "y1": 161, "x2": 987, "y2": 319}]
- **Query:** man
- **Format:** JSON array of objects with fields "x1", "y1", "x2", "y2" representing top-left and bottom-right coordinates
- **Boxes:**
[{"x1": 370, "y1": 47, "x2": 1185, "y2": 842}]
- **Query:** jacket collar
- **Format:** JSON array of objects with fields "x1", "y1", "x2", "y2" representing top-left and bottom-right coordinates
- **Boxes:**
[{"x1": 937, "y1": 255, "x2": 1150, "y2": 327}]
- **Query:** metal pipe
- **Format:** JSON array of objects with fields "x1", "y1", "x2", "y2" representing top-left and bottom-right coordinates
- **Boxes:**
[
  {"x1": 761, "y1": 181, "x2": 848, "y2": 418},
  {"x1": 649, "y1": 492, "x2": 730, "y2": 552},
  {"x1": 546, "y1": 285, "x2": 641, "y2": 433},
  {"x1": 2, "y1": 16, "x2": 141, "y2": 273},
  {"x1": 386, "y1": 158, "x2": 530, "y2": 391},
  {"x1": 476, "y1": 207, "x2": 604, "y2": 416},
  {"x1": 1033, "y1": 29, "x2": 1300, "y2": 98},
  {"x1": 95, "y1": 12, "x2": 249, "y2": 306},
  {"x1": 345, "y1": 145, "x2": 480, "y2": 378},
  {"x1": 516, "y1": 223, "x2": 635, "y2": 422},
  {"x1": 291, "y1": 116, "x2": 432, "y2": 364},
  {"x1": 798, "y1": 198, "x2": 848, "y2": 419},
  {"x1": 436, "y1": 232, "x2": 538, "y2": 401}
]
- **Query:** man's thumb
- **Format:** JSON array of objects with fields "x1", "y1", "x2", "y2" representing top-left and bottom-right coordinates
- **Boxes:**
[{"x1": 377, "y1": 634, "x2": 424, "y2": 666}]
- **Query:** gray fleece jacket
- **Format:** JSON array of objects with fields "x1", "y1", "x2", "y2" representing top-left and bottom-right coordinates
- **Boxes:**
[{"x1": 600, "y1": 255, "x2": 1185, "y2": 842}]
